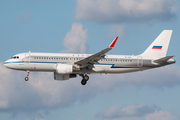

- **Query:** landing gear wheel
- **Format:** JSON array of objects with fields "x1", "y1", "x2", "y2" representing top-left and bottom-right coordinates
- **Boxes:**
[
  {"x1": 79, "y1": 74, "x2": 89, "y2": 85},
  {"x1": 81, "y1": 79, "x2": 87, "y2": 85},
  {"x1": 25, "y1": 77, "x2": 29, "y2": 81},
  {"x1": 25, "y1": 70, "x2": 30, "y2": 81},
  {"x1": 84, "y1": 75, "x2": 89, "y2": 81}
]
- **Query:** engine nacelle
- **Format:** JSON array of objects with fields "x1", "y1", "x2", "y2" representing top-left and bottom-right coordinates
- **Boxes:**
[
  {"x1": 54, "y1": 72, "x2": 77, "y2": 80},
  {"x1": 56, "y1": 64, "x2": 73, "y2": 74}
]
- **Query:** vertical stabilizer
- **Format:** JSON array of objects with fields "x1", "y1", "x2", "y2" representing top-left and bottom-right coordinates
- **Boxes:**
[{"x1": 140, "y1": 30, "x2": 173, "y2": 58}]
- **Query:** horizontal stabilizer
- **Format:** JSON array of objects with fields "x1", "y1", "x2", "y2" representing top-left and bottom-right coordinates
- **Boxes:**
[{"x1": 153, "y1": 55, "x2": 174, "y2": 63}]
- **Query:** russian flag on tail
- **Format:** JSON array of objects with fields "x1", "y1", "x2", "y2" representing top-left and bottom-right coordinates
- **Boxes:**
[{"x1": 152, "y1": 46, "x2": 162, "y2": 49}]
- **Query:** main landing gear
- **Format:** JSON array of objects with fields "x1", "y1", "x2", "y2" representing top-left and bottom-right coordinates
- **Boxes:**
[
  {"x1": 25, "y1": 70, "x2": 29, "y2": 81},
  {"x1": 80, "y1": 74, "x2": 89, "y2": 85}
]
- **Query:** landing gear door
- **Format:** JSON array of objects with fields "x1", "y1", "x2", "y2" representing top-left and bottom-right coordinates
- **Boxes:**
[{"x1": 137, "y1": 56, "x2": 143, "y2": 67}]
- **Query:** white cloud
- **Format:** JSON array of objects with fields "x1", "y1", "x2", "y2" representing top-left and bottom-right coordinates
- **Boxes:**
[
  {"x1": 17, "y1": 12, "x2": 31, "y2": 23},
  {"x1": 89, "y1": 65, "x2": 180, "y2": 90},
  {"x1": 0, "y1": 60, "x2": 180, "y2": 115},
  {"x1": 110, "y1": 24, "x2": 126, "y2": 38},
  {"x1": 0, "y1": 61, "x2": 98, "y2": 113},
  {"x1": 26, "y1": 118, "x2": 46, "y2": 120},
  {"x1": 34, "y1": 118, "x2": 46, "y2": 120},
  {"x1": 75, "y1": 0, "x2": 177, "y2": 39},
  {"x1": 145, "y1": 110, "x2": 177, "y2": 120},
  {"x1": 97, "y1": 104, "x2": 177, "y2": 120},
  {"x1": 61, "y1": 22, "x2": 88, "y2": 53},
  {"x1": 75, "y1": 0, "x2": 177, "y2": 24},
  {"x1": 97, "y1": 104, "x2": 159, "y2": 119}
]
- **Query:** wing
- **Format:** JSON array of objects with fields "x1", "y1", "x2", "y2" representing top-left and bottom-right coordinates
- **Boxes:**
[{"x1": 75, "y1": 37, "x2": 118, "y2": 68}]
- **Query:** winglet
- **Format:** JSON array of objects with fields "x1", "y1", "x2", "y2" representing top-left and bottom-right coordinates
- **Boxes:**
[{"x1": 109, "y1": 37, "x2": 118, "y2": 48}]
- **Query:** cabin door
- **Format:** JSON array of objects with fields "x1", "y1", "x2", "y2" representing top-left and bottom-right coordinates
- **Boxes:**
[
  {"x1": 137, "y1": 56, "x2": 143, "y2": 67},
  {"x1": 25, "y1": 53, "x2": 30, "y2": 63}
]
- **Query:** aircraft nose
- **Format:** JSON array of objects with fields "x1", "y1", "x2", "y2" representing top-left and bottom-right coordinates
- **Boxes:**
[
  {"x1": 4, "y1": 62, "x2": 8, "y2": 67},
  {"x1": 4, "y1": 63, "x2": 8, "y2": 68},
  {"x1": 4, "y1": 60, "x2": 10, "y2": 68}
]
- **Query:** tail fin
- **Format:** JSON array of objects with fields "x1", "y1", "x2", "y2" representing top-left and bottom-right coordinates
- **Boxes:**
[{"x1": 140, "y1": 30, "x2": 173, "y2": 58}]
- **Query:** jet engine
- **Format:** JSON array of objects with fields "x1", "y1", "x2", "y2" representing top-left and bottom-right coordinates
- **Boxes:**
[
  {"x1": 54, "y1": 72, "x2": 76, "y2": 80},
  {"x1": 54, "y1": 63, "x2": 80, "y2": 80},
  {"x1": 56, "y1": 63, "x2": 73, "y2": 74}
]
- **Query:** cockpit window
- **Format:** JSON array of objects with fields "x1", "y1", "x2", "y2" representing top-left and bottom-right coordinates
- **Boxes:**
[{"x1": 11, "y1": 56, "x2": 19, "y2": 59}]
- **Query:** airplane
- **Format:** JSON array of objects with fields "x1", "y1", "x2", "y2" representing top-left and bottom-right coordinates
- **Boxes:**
[{"x1": 4, "y1": 30, "x2": 175, "y2": 85}]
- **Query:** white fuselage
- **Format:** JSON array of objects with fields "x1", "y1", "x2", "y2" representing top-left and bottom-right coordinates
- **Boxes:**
[
  {"x1": 4, "y1": 52, "x2": 175, "y2": 74},
  {"x1": 3, "y1": 30, "x2": 175, "y2": 85}
]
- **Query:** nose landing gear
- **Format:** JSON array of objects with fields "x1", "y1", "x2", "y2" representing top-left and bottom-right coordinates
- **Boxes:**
[
  {"x1": 25, "y1": 70, "x2": 29, "y2": 81},
  {"x1": 80, "y1": 74, "x2": 89, "y2": 85}
]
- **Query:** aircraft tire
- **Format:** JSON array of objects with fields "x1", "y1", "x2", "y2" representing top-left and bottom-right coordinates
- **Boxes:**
[
  {"x1": 81, "y1": 79, "x2": 87, "y2": 85},
  {"x1": 25, "y1": 77, "x2": 29, "y2": 81},
  {"x1": 84, "y1": 75, "x2": 89, "y2": 81}
]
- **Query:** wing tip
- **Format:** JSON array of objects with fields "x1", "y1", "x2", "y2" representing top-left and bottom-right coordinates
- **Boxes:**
[{"x1": 109, "y1": 37, "x2": 118, "y2": 48}]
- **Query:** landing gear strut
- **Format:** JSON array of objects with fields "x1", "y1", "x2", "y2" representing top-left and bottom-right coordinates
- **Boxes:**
[
  {"x1": 80, "y1": 74, "x2": 89, "y2": 85},
  {"x1": 25, "y1": 70, "x2": 29, "y2": 81}
]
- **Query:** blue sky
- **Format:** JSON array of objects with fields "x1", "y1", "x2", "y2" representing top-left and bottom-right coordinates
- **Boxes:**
[{"x1": 0, "y1": 0, "x2": 180, "y2": 120}]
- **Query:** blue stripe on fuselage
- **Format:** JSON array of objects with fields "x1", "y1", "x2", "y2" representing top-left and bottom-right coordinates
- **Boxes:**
[
  {"x1": 94, "y1": 63, "x2": 140, "y2": 68},
  {"x1": 5, "y1": 61, "x2": 141, "y2": 68},
  {"x1": 4, "y1": 61, "x2": 61, "y2": 64}
]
